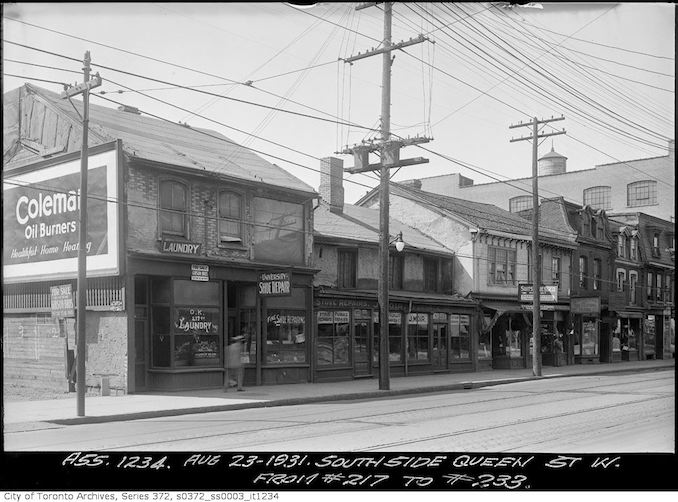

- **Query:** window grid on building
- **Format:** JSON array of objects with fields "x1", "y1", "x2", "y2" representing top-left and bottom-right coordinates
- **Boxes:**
[
  {"x1": 337, "y1": 249, "x2": 357, "y2": 289},
  {"x1": 218, "y1": 190, "x2": 243, "y2": 243},
  {"x1": 583, "y1": 186, "x2": 611, "y2": 210},
  {"x1": 627, "y1": 180, "x2": 657, "y2": 207},
  {"x1": 159, "y1": 179, "x2": 188, "y2": 236},
  {"x1": 509, "y1": 196, "x2": 532, "y2": 213}
]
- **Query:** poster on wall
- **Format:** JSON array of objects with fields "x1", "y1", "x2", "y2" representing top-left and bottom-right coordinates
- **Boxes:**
[{"x1": 2, "y1": 145, "x2": 120, "y2": 283}]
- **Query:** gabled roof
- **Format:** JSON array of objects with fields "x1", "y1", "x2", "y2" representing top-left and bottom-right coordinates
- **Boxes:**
[
  {"x1": 314, "y1": 201, "x2": 454, "y2": 255},
  {"x1": 386, "y1": 182, "x2": 573, "y2": 244},
  {"x1": 3, "y1": 84, "x2": 315, "y2": 195}
]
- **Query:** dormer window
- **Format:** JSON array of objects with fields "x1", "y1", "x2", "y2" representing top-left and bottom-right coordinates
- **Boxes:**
[
  {"x1": 652, "y1": 233, "x2": 661, "y2": 257},
  {"x1": 630, "y1": 237, "x2": 638, "y2": 261},
  {"x1": 618, "y1": 234, "x2": 627, "y2": 258}
]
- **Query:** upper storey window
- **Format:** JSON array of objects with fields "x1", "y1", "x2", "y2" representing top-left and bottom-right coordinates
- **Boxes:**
[
  {"x1": 627, "y1": 181, "x2": 657, "y2": 207},
  {"x1": 509, "y1": 196, "x2": 532, "y2": 213},
  {"x1": 218, "y1": 190, "x2": 243, "y2": 244},
  {"x1": 159, "y1": 180, "x2": 188, "y2": 237},
  {"x1": 583, "y1": 186, "x2": 611, "y2": 210}
]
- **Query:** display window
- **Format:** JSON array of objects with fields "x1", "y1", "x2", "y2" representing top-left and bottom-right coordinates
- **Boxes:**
[
  {"x1": 450, "y1": 314, "x2": 471, "y2": 359},
  {"x1": 644, "y1": 316, "x2": 656, "y2": 356},
  {"x1": 388, "y1": 312, "x2": 403, "y2": 362},
  {"x1": 407, "y1": 313, "x2": 430, "y2": 362},
  {"x1": 317, "y1": 310, "x2": 350, "y2": 366},
  {"x1": 575, "y1": 318, "x2": 599, "y2": 356},
  {"x1": 150, "y1": 278, "x2": 222, "y2": 369},
  {"x1": 265, "y1": 310, "x2": 306, "y2": 363}
]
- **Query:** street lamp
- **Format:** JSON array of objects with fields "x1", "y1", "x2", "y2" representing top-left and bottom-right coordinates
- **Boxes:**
[{"x1": 392, "y1": 231, "x2": 405, "y2": 252}]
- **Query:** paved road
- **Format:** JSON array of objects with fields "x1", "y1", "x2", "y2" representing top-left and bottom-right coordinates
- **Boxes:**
[{"x1": 5, "y1": 370, "x2": 674, "y2": 452}]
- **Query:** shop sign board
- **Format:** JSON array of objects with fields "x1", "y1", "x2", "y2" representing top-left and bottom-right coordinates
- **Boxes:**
[
  {"x1": 518, "y1": 283, "x2": 559, "y2": 303},
  {"x1": 50, "y1": 284, "x2": 74, "y2": 318},
  {"x1": 258, "y1": 271, "x2": 291, "y2": 297},
  {"x1": 161, "y1": 240, "x2": 202, "y2": 255},
  {"x1": 191, "y1": 264, "x2": 209, "y2": 282},
  {"x1": 3, "y1": 147, "x2": 120, "y2": 283},
  {"x1": 571, "y1": 296, "x2": 601, "y2": 315}
]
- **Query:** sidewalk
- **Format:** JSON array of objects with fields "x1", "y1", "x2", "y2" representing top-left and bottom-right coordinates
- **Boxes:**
[{"x1": 3, "y1": 358, "x2": 674, "y2": 429}]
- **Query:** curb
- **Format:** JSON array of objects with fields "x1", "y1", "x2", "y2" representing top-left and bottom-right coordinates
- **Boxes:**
[{"x1": 33, "y1": 362, "x2": 675, "y2": 426}]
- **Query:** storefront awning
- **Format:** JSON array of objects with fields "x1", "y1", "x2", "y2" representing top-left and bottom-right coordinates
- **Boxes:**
[{"x1": 616, "y1": 311, "x2": 644, "y2": 319}]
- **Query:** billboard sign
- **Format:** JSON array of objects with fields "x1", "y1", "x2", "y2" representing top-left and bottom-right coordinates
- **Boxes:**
[{"x1": 3, "y1": 147, "x2": 120, "y2": 282}]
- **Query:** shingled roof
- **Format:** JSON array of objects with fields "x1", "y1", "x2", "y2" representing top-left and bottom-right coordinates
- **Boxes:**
[
  {"x1": 3, "y1": 84, "x2": 315, "y2": 195},
  {"x1": 314, "y1": 201, "x2": 454, "y2": 255}
]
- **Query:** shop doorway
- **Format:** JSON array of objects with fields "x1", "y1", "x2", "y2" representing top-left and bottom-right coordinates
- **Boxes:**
[
  {"x1": 432, "y1": 318, "x2": 448, "y2": 370},
  {"x1": 353, "y1": 310, "x2": 372, "y2": 377},
  {"x1": 133, "y1": 276, "x2": 149, "y2": 391}
]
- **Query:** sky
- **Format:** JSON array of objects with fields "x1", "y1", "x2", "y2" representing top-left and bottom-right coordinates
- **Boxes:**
[{"x1": 2, "y1": 2, "x2": 675, "y2": 204}]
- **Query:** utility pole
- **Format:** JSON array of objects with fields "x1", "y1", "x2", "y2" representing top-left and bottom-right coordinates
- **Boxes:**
[
  {"x1": 510, "y1": 116, "x2": 565, "y2": 377},
  {"x1": 339, "y1": 2, "x2": 431, "y2": 390},
  {"x1": 61, "y1": 51, "x2": 102, "y2": 416}
]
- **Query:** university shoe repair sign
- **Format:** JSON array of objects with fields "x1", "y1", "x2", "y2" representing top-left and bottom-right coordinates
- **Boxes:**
[{"x1": 3, "y1": 145, "x2": 120, "y2": 282}]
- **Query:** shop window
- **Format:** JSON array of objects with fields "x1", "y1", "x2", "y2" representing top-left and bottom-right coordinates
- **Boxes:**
[
  {"x1": 578, "y1": 256, "x2": 588, "y2": 289},
  {"x1": 478, "y1": 319, "x2": 491, "y2": 360},
  {"x1": 389, "y1": 253, "x2": 403, "y2": 290},
  {"x1": 337, "y1": 249, "x2": 357, "y2": 289},
  {"x1": 593, "y1": 259, "x2": 602, "y2": 290},
  {"x1": 316, "y1": 311, "x2": 350, "y2": 366},
  {"x1": 407, "y1": 313, "x2": 430, "y2": 362},
  {"x1": 388, "y1": 312, "x2": 403, "y2": 362},
  {"x1": 172, "y1": 280, "x2": 221, "y2": 368},
  {"x1": 488, "y1": 247, "x2": 516, "y2": 286},
  {"x1": 583, "y1": 186, "x2": 611, "y2": 210},
  {"x1": 149, "y1": 278, "x2": 222, "y2": 369},
  {"x1": 159, "y1": 179, "x2": 188, "y2": 237},
  {"x1": 423, "y1": 257, "x2": 439, "y2": 292},
  {"x1": 627, "y1": 180, "x2": 657, "y2": 207},
  {"x1": 450, "y1": 314, "x2": 471, "y2": 360},
  {"x1": 574, "y1": 319, "x2": 599, "y2": 356},
  {"x1": 264, "y1": 288, "x2": 307, "y2": 364},
  {"x1": 218, "y1": 190, "x2": 243, "y2": 244},
  {"x1": 265, "y1": 310, "x2": 306, "y2": 364}
]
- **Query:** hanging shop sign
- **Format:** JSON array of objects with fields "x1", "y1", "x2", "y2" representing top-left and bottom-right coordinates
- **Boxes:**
[
  {"x1": 160, "y1": 240, "x2": 202, "y2": 255},
  {"x1": 50, "y1": 284, "x2": 75, "y2": 319},
  {"x1": 191, "y1": 264, "x2": 209, "y2": 281},
  {"x1": 518, "y1": 283, "x2": 559, "y2": 303},
  {"x1": 3, "y1": 146, "x2": 120, "y2": 283},
  {"x1": 258, "y1": 271, "x2": 291, "y2": 297},
  {"x1": 571, "y1": 296, "x2": 601, "y2": 315}
]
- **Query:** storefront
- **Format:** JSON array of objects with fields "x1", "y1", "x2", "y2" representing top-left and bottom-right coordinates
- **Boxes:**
[
  {"x1": 313, "y1": 290, "x2": 478, "y2": 382},
  {"x1": 537, "y1": 307, "x2": 570, "y2": 367},
  {"x1": 480, "y1": 300, "x2": 529, "y2": 370},
  {"x1": 614, "y1": 312, "x2": 643, "y2": 362},
  {"x1": 128, "y1": 254, "x2": 314, "y2": 391},
  {"x1": 570, "y1": 297, "x2": 602, "y2": 364}
]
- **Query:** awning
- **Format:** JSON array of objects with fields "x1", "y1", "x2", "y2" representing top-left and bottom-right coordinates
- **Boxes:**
[{"x1": 616, "y1": 311, "x2": 644, "y2": 319}]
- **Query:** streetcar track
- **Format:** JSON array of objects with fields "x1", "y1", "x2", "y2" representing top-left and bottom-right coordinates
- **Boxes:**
[
  {"x1": 6, "y1": 371, "x2": 674, "y2": 451},
  {"x1": 358, "y1": 393, "x2": 672, "y2": 451}
]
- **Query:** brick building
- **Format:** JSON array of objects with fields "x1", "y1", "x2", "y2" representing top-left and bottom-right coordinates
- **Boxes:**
[
  {"x1": 402, "y1": 140, "x2": 675, "y2": 223},
  {"x1": 3, "y1": 84, "x2": 317, "y2": 394}
]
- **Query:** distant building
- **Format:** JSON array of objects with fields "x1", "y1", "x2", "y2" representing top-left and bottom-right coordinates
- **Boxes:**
[
  {"x1": 3, "y1": 83, "x2": 317, "y2": 394},
  {"x1": 401, "y1": 140, "x2": 675, "y2": 222}
]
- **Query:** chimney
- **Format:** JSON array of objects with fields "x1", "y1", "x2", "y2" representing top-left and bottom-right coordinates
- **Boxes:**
[
  {"x1": 319, "y1": 157, "x2": 344, "y2": 213},
  {"x1": 117, "y1": 104, "x2": 141, "y2": 115}
]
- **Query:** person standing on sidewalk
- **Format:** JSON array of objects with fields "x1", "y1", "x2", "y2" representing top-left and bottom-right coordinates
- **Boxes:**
[{"x1": 225, "y1": 335, "x2": 245, "y2": 392}]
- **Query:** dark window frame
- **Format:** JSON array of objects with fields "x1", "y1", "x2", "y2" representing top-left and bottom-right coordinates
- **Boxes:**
[
  {"x1": 159, "y1": 178, "x2": 189, "y2": 238},
  {"x1": 337, "y1": 248, "x2": 358, "y2": 289},
  {"x1": 218, "y1": 189, "x2": 244, "y2": 245}
]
